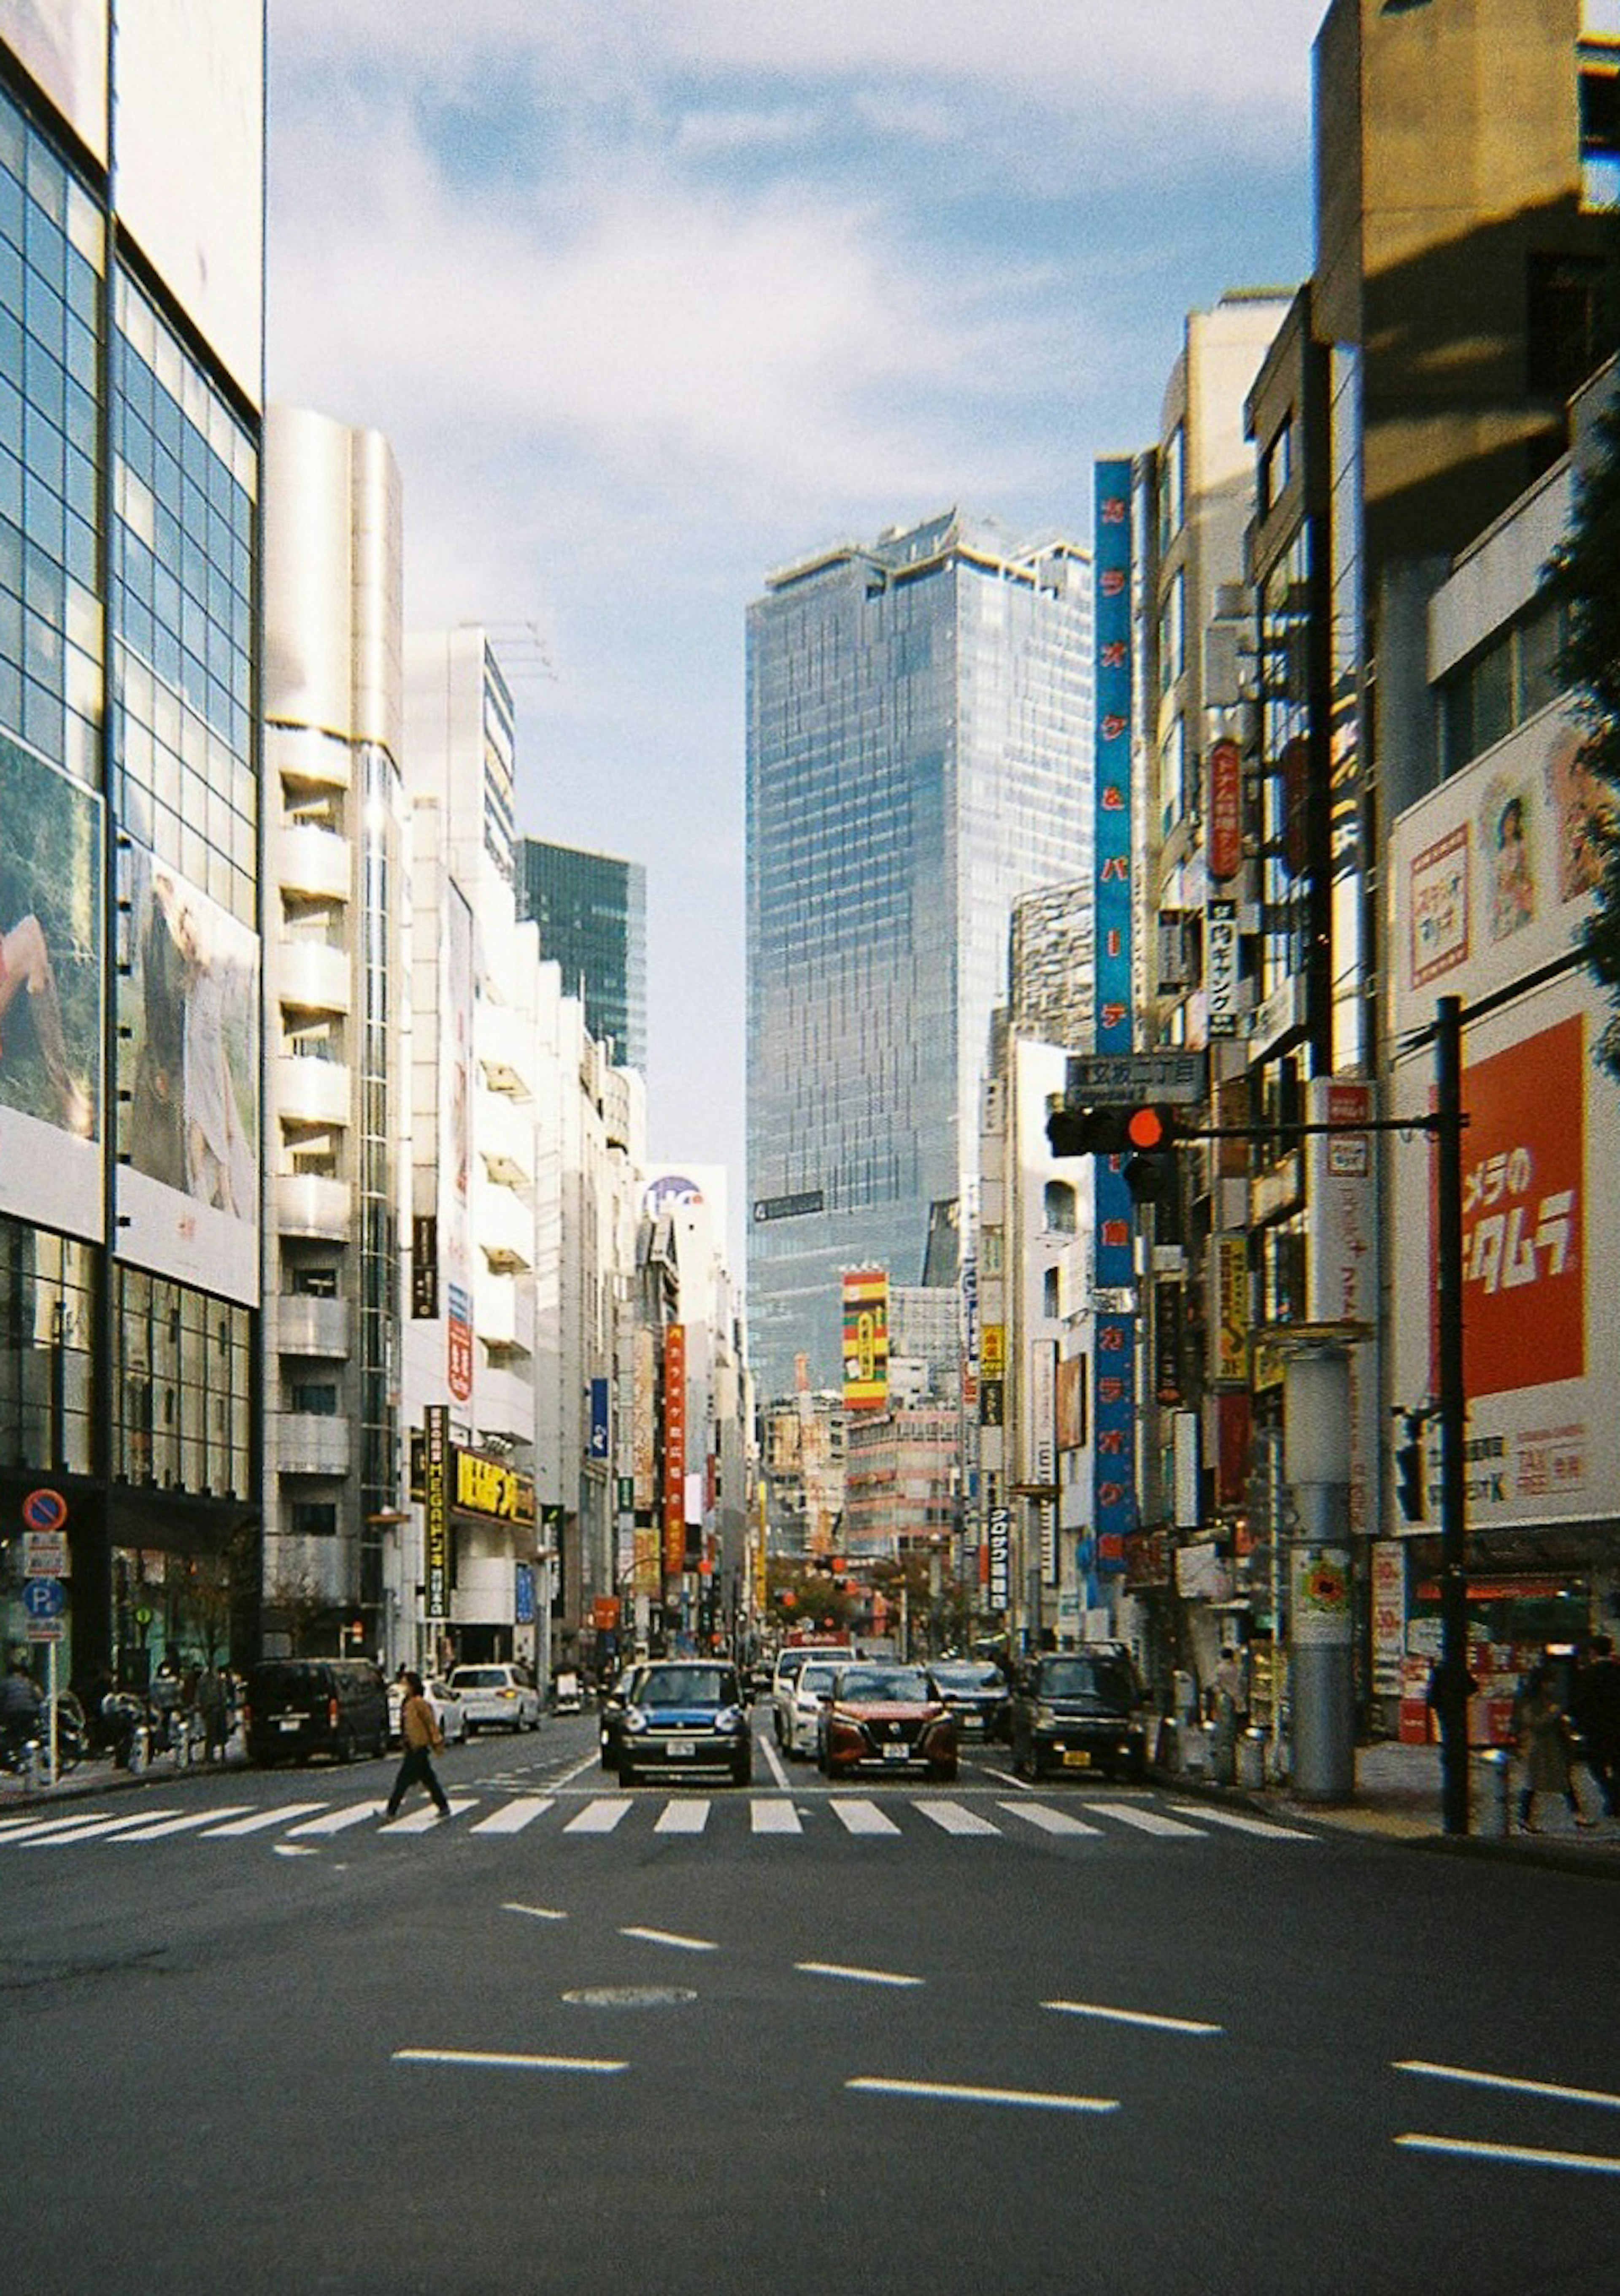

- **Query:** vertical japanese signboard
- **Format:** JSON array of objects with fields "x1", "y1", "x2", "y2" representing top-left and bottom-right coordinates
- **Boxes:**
[
  {"x1": 1092, "y1": 458, "x2": 1138, "y2": 1570},
  {"x1": 842, "y1": 1267, "x2": 889, "y2": 1410},
  {"x1": 663, "y1": 1325, "x2": 687, "y2": 1579},
  {"x1": 424, "y1": 1404, "x2": 448, "y2": 1625}
]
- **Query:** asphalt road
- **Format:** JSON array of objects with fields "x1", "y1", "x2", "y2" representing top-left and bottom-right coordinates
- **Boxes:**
[{"x1": 3, "y1": 1711, "x2": 1617, "y2": 2295}]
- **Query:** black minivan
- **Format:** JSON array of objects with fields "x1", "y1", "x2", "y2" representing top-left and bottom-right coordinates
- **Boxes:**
[{"x1": 244, "y1": 1659, "x2": 389, "y2": 1766}]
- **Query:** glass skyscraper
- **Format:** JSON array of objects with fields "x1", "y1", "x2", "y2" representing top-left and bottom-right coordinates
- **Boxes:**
[
  {"x1": 746, "y1": 510, "x2": 1094, "y2": 1403},
  {"x1": 517, "y1": 838, "x2": 648, "y2": 1074}
]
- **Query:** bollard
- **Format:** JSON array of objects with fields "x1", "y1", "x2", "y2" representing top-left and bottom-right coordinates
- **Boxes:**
[
  {"x1": 1237, "y1": 1726, "x2": 1268, "y2": 1790},
  {"x1": 1472, "y1": 1747, "x2": 1510, "y2": 1839}
]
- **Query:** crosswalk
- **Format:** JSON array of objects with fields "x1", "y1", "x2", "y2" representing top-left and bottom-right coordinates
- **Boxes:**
[{"x1": 0, "y1": 1790, "x2": 1319, "y2": 1854}]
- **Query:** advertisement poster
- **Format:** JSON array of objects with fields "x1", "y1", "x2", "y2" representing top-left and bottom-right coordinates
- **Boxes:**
[
  {"x1": 0, "y1": 733, "x2": 103, "y2": 1240},
  {"x1": 1392, "y1": 971, "x2": 1615, "y2": 1530},
  {"x1": 842, "y1": 1267, "x2": 888, "y2": 1410},
  {"x1": 116, "y1": 841, "x2": 259, "y2": 1304}
]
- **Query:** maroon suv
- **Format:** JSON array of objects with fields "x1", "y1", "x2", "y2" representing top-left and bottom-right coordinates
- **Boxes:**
[{"x1": 819, "y1": 1663, "x2": 958, "y2": 1783}]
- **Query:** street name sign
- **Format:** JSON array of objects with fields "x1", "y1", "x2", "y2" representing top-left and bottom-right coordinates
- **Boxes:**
[{"x1": 1063, "y1": 1051, "x2": 1207, "y2": 1107}]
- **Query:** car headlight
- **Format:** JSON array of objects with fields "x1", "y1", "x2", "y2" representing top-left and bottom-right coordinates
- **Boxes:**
[
  {"x1": 715, "y1": 1705, "x2": 745, "y2": 1733},
  {"x1": 623, "y1": 1707, "x2": 648, "y2": 1735},
  {"x1": 1036, "y1": 1703, "x2": 1058, "y2": 1727}
]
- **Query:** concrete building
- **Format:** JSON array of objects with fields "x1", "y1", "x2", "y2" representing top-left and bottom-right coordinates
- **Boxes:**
[
  {"x1": 746, "y1": 510, "x2": 1094, "y2": 1404},
  {"x1": 0, "y1": 8, "x2": 265, "y2": 1686},
  {"x1": 260, "y1": 408, "x2": 407, "y2": 1652}
]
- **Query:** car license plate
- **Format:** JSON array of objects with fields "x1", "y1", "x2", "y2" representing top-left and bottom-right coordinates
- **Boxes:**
[
  {"x1": 279, "y1": 1718, "x2": 302, "y2": 1733},
  {"x1": 883, "y1": 1742, "x2": 910, "y2": 1762},
  {"x1": 1062, "y1": 1749, "x2": 1091, "y2": 1767},
  {"x1": 666, "y1": 1739, "x2": 696, "y2": 1758}
]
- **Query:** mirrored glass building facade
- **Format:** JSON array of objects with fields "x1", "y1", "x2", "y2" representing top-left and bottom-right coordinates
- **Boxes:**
[{"x1": 746, "y1": 511, "x2": 1094, "y2": 1403}]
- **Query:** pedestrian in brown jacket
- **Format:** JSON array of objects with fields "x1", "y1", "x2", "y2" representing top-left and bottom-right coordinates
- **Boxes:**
[{"x1": 385, "y1": 1670, "x2": 451, "y2": 1822}]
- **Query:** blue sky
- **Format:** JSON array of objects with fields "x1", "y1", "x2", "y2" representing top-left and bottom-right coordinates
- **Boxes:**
[{"x1": 267, "y1": 0, "x2": 1328, "y2": 1218}]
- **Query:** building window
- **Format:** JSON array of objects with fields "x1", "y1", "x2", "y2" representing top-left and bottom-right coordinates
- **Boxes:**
[
  {"x1": 290, "y1": 1501, "x2": 337, "y2": 1537},
  {"x1": 1261, "y1": 417, "x2": 1293, "y2": 517},
  {"x1": 1581, "y1": 49, "x2": 1620, "y2": 209},
  {"x1": 1043, "y1": 1182, "x2": 1076, "y2": 1235},
  {"x1": 291, "y1": 1380, "x2": 338, "y2": 1415},
  {"x1": 1437, "y1": 595, "x2": 1569, "y2": 776},
  {"x1": 1158, "y1": 423, "x2": 1185, "y2": 557},
  {"x1": 1526, "y1": 251, "x2": 1614, "y2": 395}
]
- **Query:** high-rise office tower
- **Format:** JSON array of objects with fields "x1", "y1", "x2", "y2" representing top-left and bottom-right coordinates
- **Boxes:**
[
  {"x1": 0, "y1": 10, "x2": 264, "y2": 1685},
  {"x1": 746, "y1": 510, "x2": 1093, "y2": 1403},
  {"x1": 517, "y1": 838, "x2": 648, "y2": 1074}
]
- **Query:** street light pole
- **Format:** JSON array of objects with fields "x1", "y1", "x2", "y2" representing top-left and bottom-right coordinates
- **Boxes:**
[{"x1": 1434, "y1": 995, "x2": 1470, "y2": 1836}]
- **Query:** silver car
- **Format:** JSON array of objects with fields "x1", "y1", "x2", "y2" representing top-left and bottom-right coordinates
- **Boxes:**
[
  {"x1": 782, "y1": 1659, "x2": 840, "y2": 1759},
  {"x1": 446, "y1": 1662, "x2": 542, "y2": 1733}
]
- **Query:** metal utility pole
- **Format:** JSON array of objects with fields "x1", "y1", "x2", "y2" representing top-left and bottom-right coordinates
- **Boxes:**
[{"x1": 1434, "y1": 996, "x2": 1469, "y2": 1836}]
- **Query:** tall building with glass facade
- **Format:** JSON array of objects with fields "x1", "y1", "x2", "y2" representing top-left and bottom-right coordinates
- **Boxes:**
[
  {"x1": 516, "y1": 838, "x2": 647, "y2": 1074},
  {"x1": 746, "y1": 511, "x2": 1093, "y2": 1403},
  {"x1": 0, "y1": 8, "x2": 264, "y2": 1688}
]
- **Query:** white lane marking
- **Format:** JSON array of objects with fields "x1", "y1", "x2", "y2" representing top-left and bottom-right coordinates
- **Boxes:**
[
  {"x1": 286, "y1": 1801, "x2": 388, "y2": 1836},
  {"x1": 470, "y1": 1797, "x2": 555, "y2": 1835},
  {"x1": 0, "y1": 1809, "x2": 120, "y2": 1842},
  {"x1": 549, "y1": 1751, "x2": 606, "y2": 1790},
  {"x1": 999, "y1": 1801, "x2": 1102, "y2": 1837},
  {"x1": 1395, "y1": 2061, "x2": 1620, "y2": 2112},
  {"x1": 201, "y1": 1803, "x2": 329, "y2": 1837},
  {"x1": 797, "y1": 1961, "x2": 924, "y2": 1988},
  {"x1": 620, "y1": 1925, "x2": 718, "y2": 1953},
  {"x1": 916, "y1": 1800, "x2": 1002, "y2": 1837},
  {"x1": 979, "y1": 1766, "x2": 1026, "y2": 1790},
  {"x1": 1083, "y1": 1802, "x2": 1202, "y2": 1837},
  {"x1": 273, "y1": 1843, "x2": 319, "y2": 1858},
  {"x1": 849, "y1": 2077, "x2": 1118, "y2": 2115},
  {"x1": 751, "y1": 1798, "x2": 802, "y2": 1834},
  {"x1": 1395, "y1": 2133, "x2": 1620, "y2": 2177},
  {"x1": 830, "y1": 1799, "x2": 900, "y2": 1836},
  {"x1": 386, "y1": 1797, "x2": 478, "y2": 1833},
  {"x1": 502, "y1": 1902, "x2": 568, "y2": 1922},
  {"x1": 17, "y1": 1810, "x2": 181, "y2": 1846},
  {"x1": 760, "y1": 1733, "x2": 791, "y2": 1790},
  {"x1": 106, "y1": 1807, "x2": 254, "y2": 1842},
  {"x1": 654, "y1": 1798, "x2": 710, "y2": 1835},
  {"x1": 564, "y1": 1798, "x2": 632, "y2": 1834},
  {"x1": 395, "y1": 2049, "x2": 626, "y2": 2075},
  {"x1": 1167, "y1": 1804, "x2": 1318, "y2": 1841},
  {"x1": 1045, "y1": 1998, "x2": 1223, "y2": 2036}
]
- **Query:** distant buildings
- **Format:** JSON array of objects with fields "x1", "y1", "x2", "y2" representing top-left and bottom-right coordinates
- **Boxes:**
[
  {"x1": 517, "y1": 838, "x2": 648, "y2": 1075},
  {"x1": 745, "y1": 510, "x2": 1095, "y2": 1404}
]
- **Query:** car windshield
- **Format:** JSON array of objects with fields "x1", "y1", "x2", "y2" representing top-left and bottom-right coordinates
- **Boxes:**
[
  {"x1": 837, "y1": 1667, "x2": 934, "y2": 1703},
  {"x1": 934, "y1": 1663, "x2": 1002, "y2": 1691},
  {"x1": 640, "y1": 1668, "x2": 734, "y2": 1707},
  {"x1": 1039, "y1": 1657, "x2": 1136, "y2": 1703},
  {"x1": 452, "y1": 1668, "x2": 508, "y2": 1689},
  {"x1": 799, "y1": 1666, "x2": 837, "y2": 1695}
]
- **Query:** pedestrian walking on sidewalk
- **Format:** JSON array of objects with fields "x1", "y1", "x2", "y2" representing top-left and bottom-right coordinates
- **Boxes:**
[
  {"x1": 385, "y1": 1671, "x2": 451, "y2": 1823},
  {"x1": 1572, "y1": 1633, "x2": 1620, "y2": 1820},
  {"x1": 1514, "y1": 1669, "x2": 1592, "y2": 1834}
]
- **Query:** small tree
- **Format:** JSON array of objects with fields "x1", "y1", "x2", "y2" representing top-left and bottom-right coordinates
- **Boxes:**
[{"x1": 1545, "y1": 390, "x2": 1620, "y2": 1074}]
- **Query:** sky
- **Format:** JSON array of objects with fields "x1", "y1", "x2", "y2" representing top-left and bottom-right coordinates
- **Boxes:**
[{"x1": 266, "y1": 0, "x2": 1330, "y2": 1236}]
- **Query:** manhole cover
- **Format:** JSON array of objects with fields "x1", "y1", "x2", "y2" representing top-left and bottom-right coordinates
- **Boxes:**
[{"x1": 562, "y1": 1985, "x2": 698, "y2": 2009}]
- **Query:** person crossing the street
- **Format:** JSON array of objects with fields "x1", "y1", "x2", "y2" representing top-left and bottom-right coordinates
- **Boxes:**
[{"x1": 384, "y1": 1669, "x2": 451, "y2": 1823}]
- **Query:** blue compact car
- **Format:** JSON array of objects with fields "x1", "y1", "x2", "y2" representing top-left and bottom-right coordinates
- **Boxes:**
[{"x1": 616, "y1": 1660, "x2": 753, "y2": 1788}]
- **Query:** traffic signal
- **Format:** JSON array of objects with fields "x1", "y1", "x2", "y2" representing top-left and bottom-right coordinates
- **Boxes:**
[
  {"x1": 1394, "y1": 1415, "x2": 1426, "y2": 1523},
  {"x1": 1046, "y1": 1102, "x2": 1180, "y2": 1158}
]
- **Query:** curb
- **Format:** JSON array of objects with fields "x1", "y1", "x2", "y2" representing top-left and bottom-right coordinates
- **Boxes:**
[{"x1": 1156, "y1": 1765, "x2": 1620, "y2": 1880}]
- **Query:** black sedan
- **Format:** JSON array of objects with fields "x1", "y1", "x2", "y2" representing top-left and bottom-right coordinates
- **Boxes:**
[
  {"x1": 616, "y1": 1660, "x2": 753, "y2": 1787},
  {"x1": 931, "y1": 1658, "x2": 1012, "y2": 1742},
  {"x1": 1009, "y1": 1646, "x2": 1149, "y2": 1783}
]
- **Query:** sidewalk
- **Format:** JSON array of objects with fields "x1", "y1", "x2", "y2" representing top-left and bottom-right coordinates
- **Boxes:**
[
  {"x1": 0, "y1": 1739, "x2": 249, "y2": 1811},
  {"x1": 1175, "y1": 1734, "x2": 1620, "y2": 1876}
]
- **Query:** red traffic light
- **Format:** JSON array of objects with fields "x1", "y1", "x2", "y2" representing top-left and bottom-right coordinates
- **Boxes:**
[
  {"x1": 1124, "y1": 1105, "x2": 1169, "y2": 1150},
  {"x1": 1046, "y1": 1101, "x2": 1181, "y2": 1157}
]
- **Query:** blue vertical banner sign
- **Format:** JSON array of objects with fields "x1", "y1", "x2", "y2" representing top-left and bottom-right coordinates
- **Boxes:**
[
  {"x1": 1092, "y1": 459, "x2": 1138, "y2": 1575},
  {"x1": 589, "y1": 1377, "x2": 610, "y2": 1463}
]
